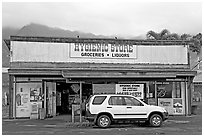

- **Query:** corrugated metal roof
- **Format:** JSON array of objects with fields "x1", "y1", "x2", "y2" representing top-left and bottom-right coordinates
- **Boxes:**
[{"x1": 6, "y1": 35, "x2": 189, "y2": 45}]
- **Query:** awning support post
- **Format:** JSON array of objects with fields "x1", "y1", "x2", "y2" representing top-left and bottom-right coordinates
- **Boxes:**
[{"x1": 79, "y1": 81, "x2": 82, "y2": 123}]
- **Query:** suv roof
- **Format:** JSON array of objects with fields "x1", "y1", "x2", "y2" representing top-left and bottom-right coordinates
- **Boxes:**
[{"x1": 92, "y1": 94, "x2": 137, "y2": 97}]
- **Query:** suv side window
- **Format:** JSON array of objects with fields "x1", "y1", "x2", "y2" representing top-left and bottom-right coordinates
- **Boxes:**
[
  {"x1": 124, "y1": 97, "x2": 143, "y2": 106},
  {"x1": 108, "y1": 96, "x2": 125, "y2": 105},
  {"x1": 92, "y1": 96, "x2": 107, "y2": 105}
]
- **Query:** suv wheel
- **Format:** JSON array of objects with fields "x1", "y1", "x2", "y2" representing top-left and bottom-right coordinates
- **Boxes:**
[
  {"x1": 97, "y1": 115, "x2": 111, "y2": 128},
  {"x1": 149, "y1": 114, "x2": 163, "y2": 127}
]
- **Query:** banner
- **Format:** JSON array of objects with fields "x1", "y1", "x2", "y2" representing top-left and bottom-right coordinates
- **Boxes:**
[
  {"x1": 116, "y1": 84, "x2": 144, "y2": 99},
  {"x1": 70, "y1": 43, "x2": 137, "y2": 59}
]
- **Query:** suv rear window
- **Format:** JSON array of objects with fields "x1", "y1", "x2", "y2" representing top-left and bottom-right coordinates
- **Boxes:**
[{"x1": 92, "y1": 96, "x2": 107, "y2": 105}]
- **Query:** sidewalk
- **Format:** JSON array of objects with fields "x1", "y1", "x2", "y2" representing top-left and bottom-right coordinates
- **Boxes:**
[{"x1": 2, "y1": 115, "x2": 93, "y2": 128}]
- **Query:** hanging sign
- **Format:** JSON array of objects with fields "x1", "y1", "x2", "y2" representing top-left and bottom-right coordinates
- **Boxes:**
[
  {"x1": 71, "y1": 84, "x2": 80, "y2": 93},
  {"x1": 116, "y1": 84, "x2": 144, "y2": 99},
  {"x1": 70, "y1": 43, "x2": 137, "y2": 59}
]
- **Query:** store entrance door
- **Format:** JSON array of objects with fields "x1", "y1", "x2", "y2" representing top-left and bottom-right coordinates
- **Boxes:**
[
  {"x1": 56, "y1": 82, "x2": 75, "y2": 115},
  {"x1": 56, "y1": 82, "x2": 93, "y2": 116}
]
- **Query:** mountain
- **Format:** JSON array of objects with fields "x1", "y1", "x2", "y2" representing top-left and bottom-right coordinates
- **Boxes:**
[
  {"x1": 14, "y1": 23, "x2": 145, "y2": 39},
  {"x1": 16, "y1": 23, "x2": 110, "y2": 38},
  {"x1": 2, "y1": 27, "x2": 19, "y2": 67}
]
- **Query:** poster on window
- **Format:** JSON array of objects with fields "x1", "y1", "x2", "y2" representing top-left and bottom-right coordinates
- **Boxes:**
[
  {"x1": 30, "y1": 88, "x2": 41, "y2": 102},
  {"x1": 16, "y1": 88, "x2": 30, "y2": 117},
  {"x1": 173, "y1": 99, "x2": 183, "y2": 114},
  {"x1": 158, "y1": 98, "x2": 174, "y2": 114},
  {"x1": 116, "y1": 84, "x2": 144, "y2": 99},
  {"x1": 157, "y1": 82, "x2": 172, "y2": 98}
]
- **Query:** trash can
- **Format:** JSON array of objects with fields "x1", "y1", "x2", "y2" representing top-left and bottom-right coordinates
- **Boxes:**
[
  {"x1": 191, "y1": 105, "x2": 198, "y2": 115},
  {"x1": 39, "y1": 108, "x2": 46, "y2": 119}
]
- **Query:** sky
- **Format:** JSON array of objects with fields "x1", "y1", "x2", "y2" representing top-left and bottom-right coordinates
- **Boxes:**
[{"x1": 2, "y1": 1, "x2": 203, "y2": 37}]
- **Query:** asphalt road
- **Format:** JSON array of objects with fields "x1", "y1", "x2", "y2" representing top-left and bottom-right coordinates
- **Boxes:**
[{"x1": 2, "y1": 114, "x2": 202, "y2": 135}]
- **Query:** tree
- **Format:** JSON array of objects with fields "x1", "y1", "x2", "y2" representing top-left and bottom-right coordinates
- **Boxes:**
[
  {"x1": 189, "y1": 33, "x2": 202, "y2": 54},
  {"x1": 146, "y1": 29, "x2": 180, "y2": 40},
  {"x1": 146, "y1": 29, "x2": 202, "y2": 54},
  {"x1": 180, "y1": 33, "x2": 191, "y2": 40}
]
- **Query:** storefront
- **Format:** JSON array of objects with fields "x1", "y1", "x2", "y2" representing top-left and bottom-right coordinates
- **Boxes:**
[{"x1": 5, "y1": 36, "x2": 196, "y2": 119}]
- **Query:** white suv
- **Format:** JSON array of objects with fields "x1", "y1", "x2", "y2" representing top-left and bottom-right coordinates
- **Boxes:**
[{"x1": 85, "y1": 94, "x2": 168, "y2": 128}]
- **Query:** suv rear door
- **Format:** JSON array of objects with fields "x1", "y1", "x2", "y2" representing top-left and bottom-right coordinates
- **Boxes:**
[{"x1": 107, "y1": 96, "x2": 126, "y2": 119}]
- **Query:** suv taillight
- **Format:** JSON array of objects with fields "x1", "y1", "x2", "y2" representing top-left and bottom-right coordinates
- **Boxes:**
[{"x1": 86, "y1": 102, "x2": 89, "y2": 110}]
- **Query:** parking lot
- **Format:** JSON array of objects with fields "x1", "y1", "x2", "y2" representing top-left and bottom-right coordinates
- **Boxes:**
[{"x1": 2, "y1": 113, "x2": 202, "y2": 135}]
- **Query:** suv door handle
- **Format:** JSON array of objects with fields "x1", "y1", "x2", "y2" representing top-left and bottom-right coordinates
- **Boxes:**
[
  {"x1": 127, "y1": 107, "x2": 132, "y2": 109},
  {"x1": 107, "y1": 107, "x2": 112, "y2": 108}
]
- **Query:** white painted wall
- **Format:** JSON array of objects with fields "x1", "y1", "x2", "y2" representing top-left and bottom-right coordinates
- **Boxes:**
[{"x1": 11, "y1": 41, "x2": 188, "y2": 64}]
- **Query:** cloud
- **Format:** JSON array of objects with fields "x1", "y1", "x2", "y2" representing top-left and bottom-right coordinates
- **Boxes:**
[{"x1": 2, "y1": 2, "x2": 202, "y2": 36}]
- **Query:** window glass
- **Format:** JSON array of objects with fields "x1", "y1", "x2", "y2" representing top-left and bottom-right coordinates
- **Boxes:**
[
  {"x1": 172, "y1": 82, "x2": 182, "y2": 98},
  {"x1": 157, "y1": 82, "x2": 173, "y2": 98},
  {"x1": 124, "y1": 97, "x2": 143, "y2": 106},
  {"x1": 16, "y1": 83, "x2": 42, "y2": 117},
  {"x1": 108, "y1": 96, "x2": 125, "y2": 105},
  {"x1": 92, "y1": 96, "x2": 106, "y2": 105}
]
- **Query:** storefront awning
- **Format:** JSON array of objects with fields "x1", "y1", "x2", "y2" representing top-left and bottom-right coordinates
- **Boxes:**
[{"x1": 62, "y1": 70, "x2": 177, "y2": 78}]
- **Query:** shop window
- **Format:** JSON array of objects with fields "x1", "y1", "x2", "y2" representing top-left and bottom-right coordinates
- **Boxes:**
[
  {"x1": 157, "y1": 82, "x2": 173, "y2": 98},
  {"x1": 15, "y1": 82, "x2": 43, "y2": 117},
  {"x1": 172, "y1": 82, "x2": 181, "y2": 98},
  {"x1": 149, "y1": 82, "x2": 156, "y2": 98}
]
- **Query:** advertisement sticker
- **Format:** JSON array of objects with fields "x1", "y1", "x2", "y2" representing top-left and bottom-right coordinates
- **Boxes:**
[
  {"x1": 116, "y1": 84, "x2": 144, "y2": 99},
  {"x1": 173, "y1": 99, "x2": 183, "y2": 114}
]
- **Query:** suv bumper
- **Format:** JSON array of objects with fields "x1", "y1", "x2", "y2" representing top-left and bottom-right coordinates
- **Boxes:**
[
  {"x1": 85, "y1": 116, "x2": 96, "y2": 122},
  {"x1": 162, "y1": 112, "x2": 169, "y2": 120},
  {"x1": 85, "y1": 110, "x2": 97, "y2": 122}
]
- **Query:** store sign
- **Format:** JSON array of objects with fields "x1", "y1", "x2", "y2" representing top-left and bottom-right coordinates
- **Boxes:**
[
  {"x1": 70, "y1": 43, "x2": 137, "y2": 59},
  {"x1": 116, "y1": 84, "x2": 144, "y2": 99}
]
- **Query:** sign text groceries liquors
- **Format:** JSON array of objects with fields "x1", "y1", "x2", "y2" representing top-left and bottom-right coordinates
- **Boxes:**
[{"x1": 70, "y1": 42, "x2": 137, "y2": 59}]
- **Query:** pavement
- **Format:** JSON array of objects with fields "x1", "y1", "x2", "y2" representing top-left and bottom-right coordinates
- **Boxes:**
[{"x1": 2, "y1": 114, "x2": 202, "y2": 135}]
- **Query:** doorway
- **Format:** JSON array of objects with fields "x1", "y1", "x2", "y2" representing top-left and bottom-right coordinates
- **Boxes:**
[{"x1": 56, "y1": 82, "x2": 92, "y2": 115}]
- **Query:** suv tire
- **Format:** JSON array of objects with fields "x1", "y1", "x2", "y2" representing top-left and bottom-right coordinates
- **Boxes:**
[
  {"x1": 149, "y1": 114, "x2": 163, "y2": 127},
  {"x1": 97, "y1": 115, "x2": 111, "y2": 128}
]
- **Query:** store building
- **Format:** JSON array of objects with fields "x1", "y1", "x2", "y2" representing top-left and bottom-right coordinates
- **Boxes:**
[{"x1": 4, "y1": 36, "x2": 196, "y2": 119}]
